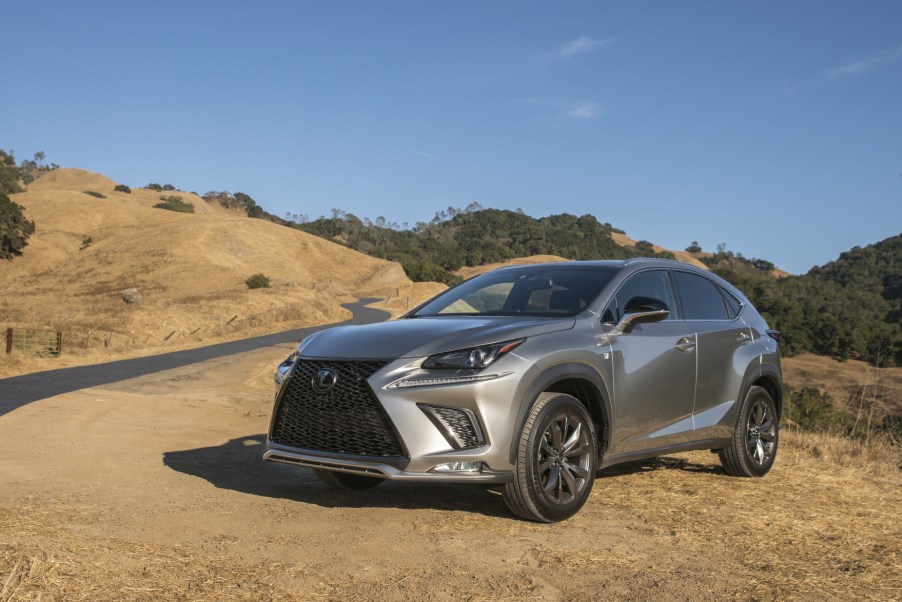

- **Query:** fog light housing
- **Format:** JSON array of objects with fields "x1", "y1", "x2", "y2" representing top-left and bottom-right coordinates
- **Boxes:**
[{"x1": 430, "y1": 461, "x2": 484, "y2": 473}]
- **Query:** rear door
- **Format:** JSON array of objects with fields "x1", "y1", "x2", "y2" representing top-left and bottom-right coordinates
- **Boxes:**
[{"x1": 672, "y1": 271, "x2": 751, "y2": 440}]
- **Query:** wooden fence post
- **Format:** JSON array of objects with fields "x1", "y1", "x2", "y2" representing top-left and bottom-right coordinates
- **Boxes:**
[{"x1": 5, "y1": 328, "x2": 12, "y2": 354}]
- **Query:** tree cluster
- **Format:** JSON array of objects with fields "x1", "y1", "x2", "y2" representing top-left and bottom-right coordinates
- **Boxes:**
[
  {"x1": 202, "y1": 191, "x2": 286, "y2": 224},
  {"x1": 0, "y1": 148, "x2": 59, "y2": 194},
  {"x1": 0, "y1": 192, "x2": 35, "y2": 259},
  {"x1": 703, "y1": 236, "x2": 902, "y2": 366},
  {"x1": 153, "y1": 195, "x2": 195, "y2": 213},
  {"x1": 297, "y1": 207, "x2": 671, "y2": 285}
]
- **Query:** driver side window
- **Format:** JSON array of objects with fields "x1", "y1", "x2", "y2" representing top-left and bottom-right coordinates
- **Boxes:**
[{"x1": 603, "y1": 270, "x2": 677, "y2": 323}]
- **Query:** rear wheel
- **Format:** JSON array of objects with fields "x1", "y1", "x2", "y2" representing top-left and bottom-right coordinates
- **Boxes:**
[
  {"x1": 719, "y1": 385, "x2": 778, "y2": 477},
  {"x1": 313, "y1": 468, "x2": 384, "y2": 489},
  {"x1": 502, "y1": 392, "x2": 597, "y2": 523}
]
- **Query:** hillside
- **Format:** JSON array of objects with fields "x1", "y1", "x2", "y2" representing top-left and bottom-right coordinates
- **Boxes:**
[
  {"x1": 295, "y1": 204, "x2": 900, "y2": 367},
  {"x1": 0, "y1": 169, "x2": 442, "y2": 376},
  {"x1": 702, "y1": 234, "x2": 902, "y2": 366},
  {"x1": 296, "y1": 208, "x2": 680, "y2": 285}
]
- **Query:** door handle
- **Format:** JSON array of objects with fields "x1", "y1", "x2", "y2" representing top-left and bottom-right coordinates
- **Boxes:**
[
  {"x1": 675, "y1": 337, "x2": 696, "y2": 352},
  {"x1": 737, "y1": 331, "x2": 751, "y2": 345}
]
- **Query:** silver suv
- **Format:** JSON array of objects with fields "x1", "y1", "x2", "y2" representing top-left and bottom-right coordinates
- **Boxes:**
[{"x1": 265, "y1": 259, "x2": 782, "y2": 522}]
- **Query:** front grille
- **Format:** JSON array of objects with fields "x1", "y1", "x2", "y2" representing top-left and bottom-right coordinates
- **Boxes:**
[{"x1": 270, "y1": 359, "x2": 405, "y2": 458}]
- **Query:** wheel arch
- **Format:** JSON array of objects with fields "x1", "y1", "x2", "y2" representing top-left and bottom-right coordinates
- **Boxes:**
[
  {"x1": 737, "y1": 361, "x2": 784, "y2": 420},
  {"x1": 752, "y1": 369, "x2": 783, "y2": 419},
  {"x1": 509, "y1": 363, "x2": 612, "y2": 465}
]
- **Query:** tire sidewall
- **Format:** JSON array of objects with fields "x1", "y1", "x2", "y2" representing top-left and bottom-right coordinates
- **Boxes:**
[
  {"x1": 523, "y1": 394, "x2": 597, "y2": 521},
  {"x1": 737, "y1": 386, "x2": 778, "y2": 477}
]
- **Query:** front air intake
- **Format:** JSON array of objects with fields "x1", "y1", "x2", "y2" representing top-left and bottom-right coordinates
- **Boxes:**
[{"x1": 419, "y1": 404, "x2": 485, "y2": 450}]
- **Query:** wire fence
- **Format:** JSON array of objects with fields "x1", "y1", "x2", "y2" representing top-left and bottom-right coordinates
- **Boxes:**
[{"x1": 5, "y1": 328, "x2": 63, "y2": 357}]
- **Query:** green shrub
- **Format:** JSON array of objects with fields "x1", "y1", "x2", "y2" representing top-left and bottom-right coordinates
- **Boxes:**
[
  {"x1": 154, "y1": 195, "x2": 195, "y2": 213},
  {"x1": 146, "y1": 183, "x2": 163, "y2": 192},
  {"x1": 80, "y1": 236, "x2": 92, "y2": 250},
  {"x1": 246, "y1": 273, "x2": 270, "y2": 289},
  {"x1": 83, "y1": 190, "x2": 106, "y2": 199},
  {"x1": 0, "y1": 193, "x2": 35, "y2": 259},
  {"x1": 114, "y1": 184, "x2": 131, "y2": 193}
]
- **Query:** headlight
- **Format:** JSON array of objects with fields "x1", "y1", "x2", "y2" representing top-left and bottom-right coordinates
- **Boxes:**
[
  {"x1": 422, "y1": 339, "x2": 525, "y2": 370},
  {"x1": 274, "y1": 349, "x2": 300, "y2": 386}
]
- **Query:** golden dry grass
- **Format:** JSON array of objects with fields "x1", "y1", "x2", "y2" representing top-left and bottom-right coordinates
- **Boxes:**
[
  {"x1": 609, "y1": 232, "x2": 709, "y2": 269},
  {"x1": 783, "y1": 353, "x2": 902, "y2": 409},
  {"x1": 1, "y1": 430, "x2": 898, "y2": 601},
  {"x1": 0, "y1": 169, "x2": 443, "y2": 377}
]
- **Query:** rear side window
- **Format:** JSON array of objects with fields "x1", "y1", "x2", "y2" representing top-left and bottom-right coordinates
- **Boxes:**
[
  {"x1": 673, "y1": 271, "x2": 729, "y2": 320},
  {"x1": 719, "y1": 286, "x2": 744, "y2": 318}
]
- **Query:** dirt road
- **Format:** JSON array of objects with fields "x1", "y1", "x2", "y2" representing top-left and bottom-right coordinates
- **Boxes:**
[{"x1": 1, "y1": 346, "x2": 898, "y2": 601}]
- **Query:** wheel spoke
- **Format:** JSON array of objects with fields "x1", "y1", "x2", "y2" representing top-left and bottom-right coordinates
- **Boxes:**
[
  {"x1": 551, "y1": 420, "x2": 563, "y2": 450},
  {"x1": 760, "y1": 430, "x2": 775, "y2": 443},
  {"x1": 538, "y1": 458, "x2": 555, "y2": 474},
  {"x1": 561, "y1": 422, "x2": 582, "y2": 453},
  {"x1": 750, "y1": 404, "x2": 759, "y2": 428},
  {"x1": 562, "y1": 459, "x2": 589, "y2": 479},
  {"x1": 556, "y1": 470, "x2": 565, "y2": 503},
  {"x1": 540, "y1": 438, "x2": 554, "y2": 456},
  {"x1": 560, "y1": 463, "x2": 577, "y2": 496},
  {"x1": 564, "y1": 443, "x2": 590, "y2": 458},
  {"x1": 754, "y1": 439, "x2": 766, "y2": 464},
  {"x1": 543, "y1": 466, "x2": 561, "y2": 495}
]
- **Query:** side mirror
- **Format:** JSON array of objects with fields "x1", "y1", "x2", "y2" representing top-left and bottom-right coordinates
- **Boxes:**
[{"x1": 617, "y1": 296, "x2": 670, "y2": 333}]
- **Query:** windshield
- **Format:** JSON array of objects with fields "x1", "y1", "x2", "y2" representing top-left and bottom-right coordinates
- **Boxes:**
[{"x1": 412, "y1": 266, "x2": 617, "y2": 317}]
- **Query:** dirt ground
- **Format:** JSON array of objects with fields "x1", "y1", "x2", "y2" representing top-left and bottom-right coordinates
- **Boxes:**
[{"x1": 1, "y1": 344, "x2": 899, "y2": 601}]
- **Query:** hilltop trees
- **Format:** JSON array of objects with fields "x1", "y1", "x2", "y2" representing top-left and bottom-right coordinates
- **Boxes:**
[
  {"x1": 0, "y1": 192, "x2": 35, "y2": 259},
  {"x1": 703, "y1": 237, "x2": 902, "y2": 366},
  {"x1": 297, "y1": 207, "x2": 673, "y2": 285}
]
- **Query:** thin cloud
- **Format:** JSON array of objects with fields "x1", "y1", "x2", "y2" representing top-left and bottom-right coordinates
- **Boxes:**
[
  {"x1": 824, "y1": 45, "x2": 902, "y2": 79},
  {"x1": 566, "y1": 102, "x2": 602, "y2": 119},
  {"x1": 411, "y1": 150, "x2": 438, "y2": 160},
  {"x1": 546, "y1": 35, "x2": 616, "y2": 62},
  {"x1": 781, "y1": 43, "x2": 902, "y2": 95},
  {"x1": 514, "y1": 98, "x2": 604, "y2": 122}
]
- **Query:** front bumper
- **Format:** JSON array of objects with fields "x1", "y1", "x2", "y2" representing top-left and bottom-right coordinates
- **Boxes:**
[
  {"x1": 263, "y1": 443, "x2": 512, "y2": 483},
  {"x1": 265, "y1": 354, "x2": 538, "y2": 483}
]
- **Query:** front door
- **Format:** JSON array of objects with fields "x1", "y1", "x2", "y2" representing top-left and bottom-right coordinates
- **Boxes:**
[{"x1": 602, "y1": 270, "x2": 697, "y2": 456}]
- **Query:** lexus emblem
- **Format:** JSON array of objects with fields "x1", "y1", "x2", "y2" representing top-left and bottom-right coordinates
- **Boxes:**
[{"x1": 312, "y1": 368, "x2": 338, "y2": 393}]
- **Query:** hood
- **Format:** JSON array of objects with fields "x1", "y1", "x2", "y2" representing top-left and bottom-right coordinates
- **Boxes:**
[{"x1": 299, "y1": 316, "x2": 576, "y2": 360}]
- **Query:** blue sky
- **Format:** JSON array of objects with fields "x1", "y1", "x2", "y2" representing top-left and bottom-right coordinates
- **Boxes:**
[{"x1": 3, "y1": 1, "x2": 900, "y2": 274}]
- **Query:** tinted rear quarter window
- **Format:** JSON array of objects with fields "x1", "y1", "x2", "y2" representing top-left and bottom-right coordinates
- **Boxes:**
[
  {"x1": 673, "y1": 271, "x2": 729, "y2": 320},
  {"x1": 719, "y1": 286, "x2": 744, "y2": 318}
]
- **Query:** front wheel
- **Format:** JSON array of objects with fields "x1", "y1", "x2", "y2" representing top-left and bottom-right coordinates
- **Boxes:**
[
  {"x1": 502, "y1": 392, "x2": 597, "y2": 523},
  {"x1": 719, "y1": 385, "x2": 779, "y2": 477}
]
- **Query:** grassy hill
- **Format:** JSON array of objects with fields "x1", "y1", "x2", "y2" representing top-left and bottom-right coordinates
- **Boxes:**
[{"x1": 0, "y1": 169, "x2": 442, "y2": 376}]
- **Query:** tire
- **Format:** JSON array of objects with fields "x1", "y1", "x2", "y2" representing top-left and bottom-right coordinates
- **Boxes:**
[
  {"x1": 313, "y1": 468, "x2": 384, "y2": 490},
  {"x1": 502, "y1": 392, "x2": 597, "y2": 523},
  {"x1": 719, "y1": 385, "x2": 779, "y2": 477}
]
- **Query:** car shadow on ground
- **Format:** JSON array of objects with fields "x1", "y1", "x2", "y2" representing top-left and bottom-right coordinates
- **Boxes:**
[
  {"x1": 164, "y1": 434, "x2": 724, "y2": 518},
  {"x1": 599, "y1": 455, "x2": 726, "y2": 478},
  {"x1": 163, "y1": 434, "x2": 512, "y2": 519}
]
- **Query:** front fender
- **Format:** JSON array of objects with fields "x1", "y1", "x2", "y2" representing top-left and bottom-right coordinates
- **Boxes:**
[{"x1": 508, "y1": 361, "x2": 613, "y2": 464}]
